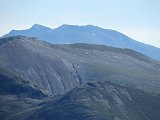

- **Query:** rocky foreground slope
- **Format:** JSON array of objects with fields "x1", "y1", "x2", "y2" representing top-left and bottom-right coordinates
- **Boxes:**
[{"x1": 2, "y1": 81, "x2": 160, "y2": 120}]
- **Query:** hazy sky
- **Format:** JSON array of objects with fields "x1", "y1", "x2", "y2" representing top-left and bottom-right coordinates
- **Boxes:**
[{"x1": 0, "y1": 0, "x2": 160, "y2": 47}]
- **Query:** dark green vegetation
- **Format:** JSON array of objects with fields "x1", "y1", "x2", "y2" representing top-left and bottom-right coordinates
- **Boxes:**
[{"x1": 0, "y1": 36, "x2": 160, "y2": 120}]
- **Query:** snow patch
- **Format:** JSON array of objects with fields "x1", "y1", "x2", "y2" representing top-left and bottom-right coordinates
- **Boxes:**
[{"x1": 92, "y1": 33, "x2": 96, "y2": 36}]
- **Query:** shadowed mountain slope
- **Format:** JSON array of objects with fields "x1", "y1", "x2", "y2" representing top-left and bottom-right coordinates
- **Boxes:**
[
  {"x1": 13, "y1": 81, "x2": 160, "y2": 120},
  {"x1": 0, "y1": 64, "x2": 46, "y2": 98}
]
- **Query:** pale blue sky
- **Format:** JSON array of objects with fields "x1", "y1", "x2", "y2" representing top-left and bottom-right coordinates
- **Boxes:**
[{"x1": 0, "y1": 0, "x2": 160, "y2": 47}]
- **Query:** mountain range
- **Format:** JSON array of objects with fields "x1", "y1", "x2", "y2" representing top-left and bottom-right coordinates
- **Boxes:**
[
  {"x1": 3, "y1": 24, "x2": 160, "y2": 60},
  {"x1": 0, "y1": 36, "x2": 160, "y2": 120}
]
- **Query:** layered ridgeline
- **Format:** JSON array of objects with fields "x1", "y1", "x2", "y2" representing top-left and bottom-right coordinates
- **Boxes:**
[
  {"x1": 0, "y1": 36, "x2": 160, "y2": 97},
  {"x1": 3, "y1": 24, "x2": 160, "y2": 60},
  {"x1": 0, "y1": 36, "x2": 160, "y2": 120}
]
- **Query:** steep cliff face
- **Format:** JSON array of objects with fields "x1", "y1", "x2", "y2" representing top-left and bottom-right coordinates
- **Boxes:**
[{"x1": 0, "y1": 36, "x2": 160, "y2": 97}]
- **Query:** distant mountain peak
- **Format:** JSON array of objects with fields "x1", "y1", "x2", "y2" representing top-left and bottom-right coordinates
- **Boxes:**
[
  {"x1": 56, "y1": 24, "x2": 102, "y2": 31},
  {"x1": 3, "y1": 24, "x2": 160, "y2": 60},
  {"x1": 30, "y1": 24, "x2": 51, "y2": 30}
]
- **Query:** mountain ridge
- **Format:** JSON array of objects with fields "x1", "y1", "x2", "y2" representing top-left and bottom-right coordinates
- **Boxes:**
[
  {"x1": 0, "y1": 36, "x2": 160, "y2": 120},
  {"x1": 0, "y1": 36, "x2": 160, "y2": 96},
  {"x1": 3, "y1": 24, "x2": 160, "y2": 60}
]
